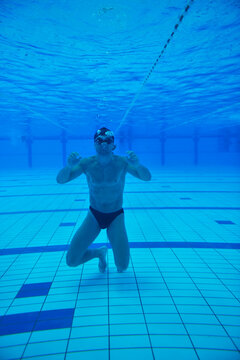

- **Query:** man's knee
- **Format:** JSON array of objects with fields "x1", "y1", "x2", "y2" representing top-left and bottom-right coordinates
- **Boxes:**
[
  {"x1": 66, "y1": 252, "x2": 79, "y2": 267},
  {"x1": 117, "y1": 265, "x2": 128, "y2": 273},
  {"x1": 117, "y1": 256, "x2": 129, "y2": 273}
]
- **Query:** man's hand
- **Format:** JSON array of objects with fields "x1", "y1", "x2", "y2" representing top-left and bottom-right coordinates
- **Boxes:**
[
  {"x1": 126, "y1": 151, "x2": 140, "y2": 167},
  {"x1": 67, "y1": 152, "x2": 82, "y2": 168}
]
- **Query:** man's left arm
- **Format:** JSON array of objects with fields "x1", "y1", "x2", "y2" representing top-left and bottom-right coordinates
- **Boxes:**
[{"x1": 125, "y1": 151, "x2": 152, "y2": 181}]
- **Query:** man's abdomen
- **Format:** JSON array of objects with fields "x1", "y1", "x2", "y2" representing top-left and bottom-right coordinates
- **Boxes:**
[{"x1": 89, "y1": 186, "x2": 124, "y2": 213}]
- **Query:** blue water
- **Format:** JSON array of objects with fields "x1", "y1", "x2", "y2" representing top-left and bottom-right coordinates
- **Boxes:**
[
  {"x1": 0, "y1": 1, "x2": 240, "y2": 359},
  {"x1": 0, "y1": 0, "x2": 240, "y2": 169}
]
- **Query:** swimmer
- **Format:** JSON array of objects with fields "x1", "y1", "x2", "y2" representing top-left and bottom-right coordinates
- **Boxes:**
[{"x1": 56, "y1": 127, "x2": 151, "y2": 273}]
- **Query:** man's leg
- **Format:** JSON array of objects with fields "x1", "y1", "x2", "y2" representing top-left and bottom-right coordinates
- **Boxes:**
[
  {"x1": 107, "y1": 213, "x2": 130, "y2": 272},
  {"x1": 66, "y1": 210, "x2": 107, "y2": 269}
]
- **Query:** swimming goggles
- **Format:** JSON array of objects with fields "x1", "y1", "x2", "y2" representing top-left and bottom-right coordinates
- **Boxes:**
[{"x1": 95, "y1": 136, "x2": 114, "y2": 144}]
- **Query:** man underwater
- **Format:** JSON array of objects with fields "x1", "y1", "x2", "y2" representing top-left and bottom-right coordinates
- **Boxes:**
[{"x1": 56, "y1": 127, "x2": 151, "y2": 273}]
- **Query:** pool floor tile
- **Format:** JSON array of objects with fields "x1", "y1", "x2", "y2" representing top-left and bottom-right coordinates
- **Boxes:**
[
  {"x1": 110, "y1": 334, "x2": 151, "y2": 349},
  {"x1": 153, "y1": 348, "x2": 199, "y2": 360},
  {"x1": 190, "y1": 335, "x2": 237, "y2": 350},
  {"x1": 196, "y1": 349, "x2": 240, "y2": 360},
  {"x1": 0, "y1": 169, "x2": 240, "y2": 359},
  {"x1": 110, "y1": 348, "x2": 154, "y2": 360},
  {"x1": 67, "y1": 336, "x2": 108, "y2": 352},
  {"x1": 23, "y1": 340, "x2": 68, "y2": 357},
  {"x1": 150, "y1": 334, "x2": 193, "y2": 348}
]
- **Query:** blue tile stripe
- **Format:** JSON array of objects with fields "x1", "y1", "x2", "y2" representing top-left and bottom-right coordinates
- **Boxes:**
[
  {"x1": 0, "y1": 206, "x2": 240, "y2": 216},
  {"x1": 0, "y1": 242, "x2": 240, "y2": 256},
  {"x1": 59, "y1": 222, "x2": 77, "y2": 226},
  {"x1": 0, "y1": 194, "x2": 87, "y2": 197},
  {"x1": 216, "y1": 220, "x2": 235, "y2": 224},
  {"x1": 1, "y1": 181, "x2": 240, "y2": 188},
  {"x1": 16, "y1": 282, "x2": 52, "y2": 298},
  {"x1": 0, "y1": 245, "x2": 67, "y2": 255},
  {"x1": 0, "y1": 190, "x2": 240, "y2": 198},
  {"x1": 0, "y1": 309, "x2": 74, "y2": 336}
]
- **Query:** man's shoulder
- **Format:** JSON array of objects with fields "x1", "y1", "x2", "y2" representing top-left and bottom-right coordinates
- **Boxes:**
[
  {"x1": 84, "y1": 155, "x2": 96, "y2": 163},
  {"x1": 113, "y1": 155, "x2": 128, "y2": 168},
  {"x1": 114, "y1": 154, "x2": 126, "y2": 161},
  {"x1": 79, "y1": 156, "x2": 96, "y2": 170}
]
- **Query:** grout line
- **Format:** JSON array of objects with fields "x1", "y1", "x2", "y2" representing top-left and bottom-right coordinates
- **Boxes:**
[
  {"x1": 132, "y1": 209, "x2": 201, "y2": 359},
  {"x1": 130, "y1": 253, "x2": 156, "y2": 360},
  {"x1": 171, "y1": 248, "x2": 239, "y2": 352},
  {"x1": 64, "y1": 261, "x2": 84, "y2": 360}
]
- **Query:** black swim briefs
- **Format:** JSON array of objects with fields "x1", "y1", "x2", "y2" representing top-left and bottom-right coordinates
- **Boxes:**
[{"x1": 90, "y1": 206, "x2": 124, "y2": 229}]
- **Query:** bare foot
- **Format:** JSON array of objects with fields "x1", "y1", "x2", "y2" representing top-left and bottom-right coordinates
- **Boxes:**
[{"x1": 98, "y1": 246, "x2": 108, "y2": 273}]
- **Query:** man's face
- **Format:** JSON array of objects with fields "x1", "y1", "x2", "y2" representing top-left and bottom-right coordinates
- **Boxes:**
[{"x1": 94, "y1": 135, "x2": 115, "y2": 154}]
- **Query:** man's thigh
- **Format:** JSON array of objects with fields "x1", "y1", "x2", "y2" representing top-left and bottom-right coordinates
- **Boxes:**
[
  {"x1": 107, "y1": 213, "x2": 130, "y2": 270},
  {"x1": 67, "y1": 210, "x2": 101, "y2": 260}
]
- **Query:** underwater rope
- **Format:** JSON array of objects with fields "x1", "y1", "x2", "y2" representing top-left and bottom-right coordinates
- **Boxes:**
[{"x1": 114, "y1": 0, "x2": 195, "y2": 134}]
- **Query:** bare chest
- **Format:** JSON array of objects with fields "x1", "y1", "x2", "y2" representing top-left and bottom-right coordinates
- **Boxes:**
[{"x1": 86, "y1": 162, "x2": 125, "y2": 186}]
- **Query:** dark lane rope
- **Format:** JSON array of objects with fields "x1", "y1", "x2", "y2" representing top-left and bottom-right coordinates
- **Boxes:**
[{"x1": 115, "y1": 0, "x2": 195, "y2": 134}]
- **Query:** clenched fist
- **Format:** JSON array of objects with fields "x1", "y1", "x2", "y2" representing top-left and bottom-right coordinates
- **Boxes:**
[
  {"x1": 126, "y1": 151, "x2": 139, "y2": 167},
  {"x1": 67, "y1": 152, "x2": 82, "y2": 167}
]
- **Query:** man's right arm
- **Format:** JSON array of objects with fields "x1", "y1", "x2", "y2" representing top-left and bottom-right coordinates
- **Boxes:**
[
  {"x1": 56, "y1": 154, "x2": 86, "y2": 184},
  {"x1": 56, "y1": 163, "x2": 84, "y2": 184}
]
